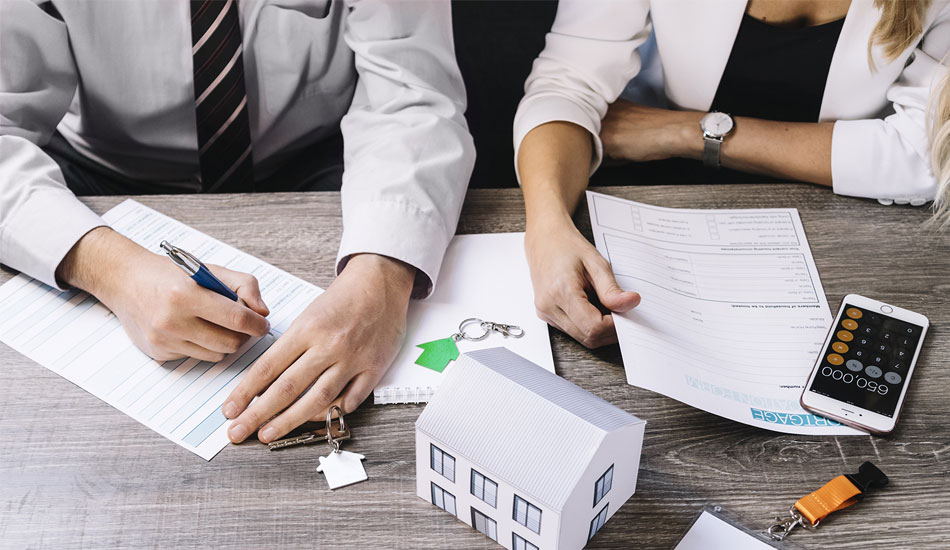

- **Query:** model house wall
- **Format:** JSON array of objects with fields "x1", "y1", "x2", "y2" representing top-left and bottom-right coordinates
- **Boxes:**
[
  {"x1": 415, "y1": 347, "x2": 646, "y2": 550},
  {"x1": 557, "y1": 422, "x2": 646, "y2": 549},
  {"x1": 416, "y1": 434, "x2": 558, "y2": 550}
]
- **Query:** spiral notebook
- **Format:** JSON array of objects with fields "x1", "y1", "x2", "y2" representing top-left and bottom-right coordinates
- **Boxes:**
[{"x1": 373, "y1": 233, "x2": 555, "y2": 404}]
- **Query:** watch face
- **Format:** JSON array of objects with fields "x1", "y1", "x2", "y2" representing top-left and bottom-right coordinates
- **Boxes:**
[{"x1": 701, "y1": 112, "x2": 734, "y2": 137}]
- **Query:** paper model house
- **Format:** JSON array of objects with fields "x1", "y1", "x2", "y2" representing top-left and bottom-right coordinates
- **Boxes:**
[{"x1": 415, "y1": 347, "x2": 646, "y2": 550}]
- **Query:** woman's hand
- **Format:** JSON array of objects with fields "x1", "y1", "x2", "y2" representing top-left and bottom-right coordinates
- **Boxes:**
[
  {"x1": 525, "y1": 213, "x2": 641, "y2": 348},
  {"x1": 600, "y1": 100, "x2": 702, "y2": 162}
]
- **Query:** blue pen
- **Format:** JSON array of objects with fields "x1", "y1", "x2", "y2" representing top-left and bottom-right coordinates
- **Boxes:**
[{"x1": 160, "y1": 240, "x2": 239, "y2": 301}]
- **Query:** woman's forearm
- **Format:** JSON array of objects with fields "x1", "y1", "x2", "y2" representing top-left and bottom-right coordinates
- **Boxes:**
[
  {"x1": 601, "y1": 101, "x2": 835, "y2": 187},
  {"x1": 518, "y1": 121, "x2": 595, "y2": 230},
  {"x1": 709, "y1": 117, "x2": 834, "y2": 187}
]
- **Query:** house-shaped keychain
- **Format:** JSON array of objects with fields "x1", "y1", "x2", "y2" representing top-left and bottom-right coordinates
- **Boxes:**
[{"x1": 415, "y1": 347, "x2": 646, "y2": 550}]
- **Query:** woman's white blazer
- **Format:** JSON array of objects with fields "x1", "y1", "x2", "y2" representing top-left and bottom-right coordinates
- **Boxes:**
[{"x1": 514, "y1": 0, "x2": 950, "y2": 203}]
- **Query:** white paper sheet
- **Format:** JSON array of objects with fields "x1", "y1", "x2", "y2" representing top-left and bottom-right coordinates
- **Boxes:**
[
  {"x1": 586, "y1": 192, "x2": 861, "y2": 435},
  {"x1": 373, "y1": 233, "x2": 554, "y2": 404},
  {"x1": 675, "y1": 511, "x2": 779, "y2": 550},
  {"x1": 0, "y1": 199, "x2": 322, "y2": 460}
]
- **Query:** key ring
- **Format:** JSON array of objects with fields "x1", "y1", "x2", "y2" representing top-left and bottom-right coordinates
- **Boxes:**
[
  {"x1": 453, "y1": 318, "x2": 525, "y2": 342},
  {"x1": 325, "y1": 405, "x2": 346, "y2": 454}
]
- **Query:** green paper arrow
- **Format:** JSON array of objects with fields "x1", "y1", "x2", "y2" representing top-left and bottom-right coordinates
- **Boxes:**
[{"x1": 415, "y1": 337, "x2": 460, "y2": 372}]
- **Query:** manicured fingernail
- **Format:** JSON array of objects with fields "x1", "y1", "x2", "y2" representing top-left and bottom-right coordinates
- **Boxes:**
[
  {"x1": 222, "y1": 401, "x2": 238, "y2": 418},
  {"x1": 229, "y1": 424, "x2": 248, "y2": 442},
  {"x1": 259, "y1": 426, "x2": 277, "y2": 442}
]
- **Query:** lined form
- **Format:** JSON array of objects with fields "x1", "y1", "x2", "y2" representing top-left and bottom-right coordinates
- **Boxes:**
[
  {"x1": 0, "y1": 200, "x2": 322, "y2": 459},
  {"x1": 587, "y1": 192, "x2": 861, "y2": 435}
]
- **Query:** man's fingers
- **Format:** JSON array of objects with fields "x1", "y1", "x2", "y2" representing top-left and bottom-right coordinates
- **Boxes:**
[
  {"x1": 257, "y1": 365, "x2": 352, "y2": 443},
  {"x1": 208, "y1": 265, "x2": 270, "y2": 316},
  {"x1": 177, "y1": 340, "x2": 227, "y2": 363},
  {"x1": 193, "y1": 289, "x2": 270, "y2": 337},
  {"x1": 227, "y1": 349, "x2": 332, "y2": 443},
  {"x1": 584, "y1": 254, "x2": 641, "y2": 313},
  {"x1": 222, "y1": 334, "x2": 304, "y2": 419},
  {"x1": 188, "y1": 318, "x2": 249, "y2": 354}
]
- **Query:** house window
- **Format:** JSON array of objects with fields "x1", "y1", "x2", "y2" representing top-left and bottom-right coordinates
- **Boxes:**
[
  {"x1": 471, "y1": 507, "x2": 498, "y2": 541},
  {"x1": 471, "y1": 469, "x2": 498, "y2": 508},
  {"x1": 593, "y1": 464, "x2": 614, "y2": 507},
  {"x1": 588, "y1": 503, "x2": 609, "y2": 541},
  {"x1": 431, "y1": 482, "x2": 457, "y2": 516},
  {"x1": 513, "y1": 495, "x2": 542, "y2": 534},
  {"x1": 430, "y1": 444, "x2": 455, "y2": 482},
  {"x1": 512, "y1": 533, "x2": 539, "y2": 550}
]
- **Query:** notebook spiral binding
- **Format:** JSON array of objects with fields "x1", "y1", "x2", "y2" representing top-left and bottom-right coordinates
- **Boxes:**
[{"x1": 373, "y1": 386, "x2": 438, "y2": 405}]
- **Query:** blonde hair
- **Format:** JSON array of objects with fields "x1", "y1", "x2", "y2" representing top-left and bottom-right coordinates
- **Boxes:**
[
  {"x1": 927, "y1": 70, "x2": 950, "y2": 229},
  {"x1": 870, "y1": 0, "x2": 933, "y2": 63},
  {"x1": 870, "y1": 1, "x2": 950, "y2": 226}
]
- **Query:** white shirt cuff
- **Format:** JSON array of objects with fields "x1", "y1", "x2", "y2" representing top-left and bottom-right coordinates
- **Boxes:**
[
  {"x1": 831, "y1": 119, "x2": 936, "y2": 204},
  {"x1": 0, "y1": 188, "x2": 106, "y2": 289},
  {"x1": 513, "y1": 94, "x2": 604, "y2": 184},
  {"x1": 336, "y1": 200, "x2": 451, "y2": 299}
]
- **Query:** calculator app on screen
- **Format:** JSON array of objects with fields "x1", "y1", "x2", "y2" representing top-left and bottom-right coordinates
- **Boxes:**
[{"x1": 807, "y1": 304, "x2": 923, "y2": 417}]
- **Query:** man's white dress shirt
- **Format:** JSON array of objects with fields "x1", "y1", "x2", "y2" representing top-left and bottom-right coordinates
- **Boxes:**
[{"x1": 0, "y1": 0, "x2": 474, "y2": 296}]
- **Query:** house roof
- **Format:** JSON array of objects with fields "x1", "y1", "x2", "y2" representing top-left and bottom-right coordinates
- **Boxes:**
[{"x1": 416, "y1": 347, "x2": 643, "y2": 511}]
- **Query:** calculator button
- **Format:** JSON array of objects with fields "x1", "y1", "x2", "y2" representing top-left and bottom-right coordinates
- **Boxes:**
[
  {"x1": 884, "y1": 372, "x2": 902, "y2": 384},
  {"x1": 864, "y1": 313, "x2": 882, "y2": 325},
  {"x1": 895, "y1": 349, "x2": 910, "y2": 360},
  {"x1": 872, "y1": 355, "x2": 885, "y2": 365},
  {"x1": 853, "y1": 349, "x2": 866, "y2": 359},
  {"x1": 899, "y1": 337, "x2": 913, "y2": 347},
  {"x1": 837, "y1": 330, "x2": 853, "y2": 342},
  {"x1": 856, "y1": 337, "x2": 872, "y2": 347},
  {"x1": 881, "y1": 332, "x2": 894, "y2": 342},
  {"x1": 827, "y1": 354, "x2": 844, "y2": 365},
  {"x1": 903, "y1": 326, "x2": 918, "y2": 337},
  {"x1": 832, "y1": 342, "x2": 849, "y2": 353},
  {"x1": 846, "y1": 308, "x2": 863, "y2": 319},
  {"x1": 859, "y1": 326, "x2": 875, "y2": 336},
  {"x1": 865, "y1": 366, "x2": 883, "y2": 378},
  {"x1": 889, "y1": 361, "x2": 904, "y2": 370},
  {"x1": 845, "y1": 360, "x2": 863, "y2": 372},
  {"x1": 841, "y1": 319, "x2": 858, "y2": 330},
  {"x1": 876, "y1": 343, "x2": 888, "y2": 353}
]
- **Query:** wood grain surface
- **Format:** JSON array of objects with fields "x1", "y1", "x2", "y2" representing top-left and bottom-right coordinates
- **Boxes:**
[{"x1": 1, "y1": 186, "x2": 947, "y2": 549}]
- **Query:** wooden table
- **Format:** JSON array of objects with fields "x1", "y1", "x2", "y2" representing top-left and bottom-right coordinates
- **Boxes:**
[{"x1": 1, "y1": 186, "x2": 947, "y2": 549}]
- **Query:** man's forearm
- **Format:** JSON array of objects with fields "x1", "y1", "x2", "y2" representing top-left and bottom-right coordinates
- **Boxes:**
[
  {"x1": 54, "y1": 226, "x2": 140, "y2": 298},
  {"x1": 518, "y1": 121, "x2": 595, "y2": 232}
]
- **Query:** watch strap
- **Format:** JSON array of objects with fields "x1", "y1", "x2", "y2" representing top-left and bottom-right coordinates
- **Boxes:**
[{"x1": 703, "y1": 136, "x2": 722, "y2": 169}]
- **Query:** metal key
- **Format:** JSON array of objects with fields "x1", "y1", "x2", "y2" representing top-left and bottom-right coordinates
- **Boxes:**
[{"x1": 268, "y1": 424, "x2": 350, "y2": 451}]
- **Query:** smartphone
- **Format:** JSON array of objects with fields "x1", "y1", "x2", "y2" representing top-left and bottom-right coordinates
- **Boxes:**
[{"x1": 800, "y1": 294, "x2": 928, "y2": 434}]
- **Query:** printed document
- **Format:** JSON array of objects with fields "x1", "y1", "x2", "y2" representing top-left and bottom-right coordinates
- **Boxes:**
[
  {"x1": 0, "y1": 200, "x2": 322, "y2": 460},
  {"x1": 587, "y1": 192, "x2": 861, "y2": 435}
]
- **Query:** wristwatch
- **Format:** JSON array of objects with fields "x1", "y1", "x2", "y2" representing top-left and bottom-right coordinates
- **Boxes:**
[{"x1": 700, "y1": 111, "x2": 735, "y2": 169}]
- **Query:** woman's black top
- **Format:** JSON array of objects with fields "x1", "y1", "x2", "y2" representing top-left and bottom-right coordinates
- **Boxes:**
[
  {"x1": 711, "y1": 13, "x2": 846, "y2": 123},
  {"x1": 593, "y1": 13, "x2": 846, "y2": 186}
]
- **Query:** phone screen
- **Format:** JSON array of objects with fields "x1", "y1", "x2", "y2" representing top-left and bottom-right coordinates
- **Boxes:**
[{"x1": 807, "y1": 304, "x2": 923, "y2": 417}]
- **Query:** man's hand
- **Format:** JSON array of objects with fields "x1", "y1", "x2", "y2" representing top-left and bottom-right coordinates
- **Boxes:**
[
  {"x1": 600, "y1": 100, "x2": 703, "y2": 162},
  {"x1": 525, "y1": 213, "x2": 641, "y2": 348},
  {"x1": 222, "y1": 253, "x2": 415, "y2": 444},
  {"x1": 56, "y1": 227, "x2": 271, "y2": 362}
]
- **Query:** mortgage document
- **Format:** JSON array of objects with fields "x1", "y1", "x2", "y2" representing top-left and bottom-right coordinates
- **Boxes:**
[
  {"x1": 0, "y1": 200, "x2": 322, "y2": 459},
  {"x1": 587, "y1": 192, "x2": 862, "y2": 435}
]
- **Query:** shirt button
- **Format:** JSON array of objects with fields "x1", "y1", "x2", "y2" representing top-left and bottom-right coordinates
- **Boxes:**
[
  {"x1": 894, "y1": 198, "x2": 909, "y2": 205},
  {"x1": 878, "y1": 198, "x2": 894, "y2": 206},
  {"x1": 910, "y1": 198, "x2": 928, "y2": 206}
]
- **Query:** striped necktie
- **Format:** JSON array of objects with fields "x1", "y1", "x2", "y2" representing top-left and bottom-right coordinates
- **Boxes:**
[{"x1": 191, "y1": 0, "x2": 254, "y2": 192}]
